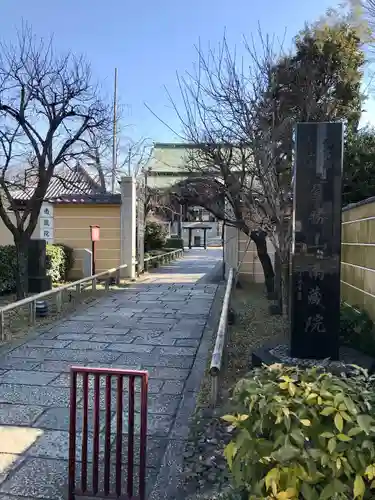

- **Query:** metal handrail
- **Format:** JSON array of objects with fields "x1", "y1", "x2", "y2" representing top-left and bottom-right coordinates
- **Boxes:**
[
  {"x1": 143, "y1": 248, "x2": 182, "y2": 263},
  {"x1": 0, "y1": 248, "x2": 185, "y2": 340},
  {"x1": 0, "y1": 263, "x2": 128, "y2": 340},
  {"x1": 209, "y1": 267, "x2": 234, "y2": 405}
]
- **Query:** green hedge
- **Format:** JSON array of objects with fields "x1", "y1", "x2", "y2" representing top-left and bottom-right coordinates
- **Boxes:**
[
  {"x1": 165, "y1": 237, "x2": 184, "y2": 249},
  {"x1": 0, "y1": 243, "x2": 74, "y2": 294},
  {"x1": 144, "y1": 221, "x2": 167, "y2": 251},
  {"x1": 0, "y1": 245, "x2": 18, "y2": 294}
]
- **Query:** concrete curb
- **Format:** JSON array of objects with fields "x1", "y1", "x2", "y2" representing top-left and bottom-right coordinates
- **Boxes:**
[{"x1": 149, "y1": 278, "x2": 226, "y2": 500}]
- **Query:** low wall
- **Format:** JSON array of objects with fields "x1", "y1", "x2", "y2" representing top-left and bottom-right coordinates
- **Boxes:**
[
  {"x1": 224, "y1": 198, "x2": 375, "y2": 321},
  {"x1": 341, "y1": 198, "x2": 375, "y2": 320}
]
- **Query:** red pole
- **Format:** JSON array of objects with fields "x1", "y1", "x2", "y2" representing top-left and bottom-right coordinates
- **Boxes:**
[{"x1": 92, "y1": 241, "x2": 96, "y2": 275}]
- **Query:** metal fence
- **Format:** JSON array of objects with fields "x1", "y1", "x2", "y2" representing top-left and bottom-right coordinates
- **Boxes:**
[
  {"x1": 68, "y1": 366, "x2": 148, "y2": 500},
  {"x1": 209, "y1": 268, "x2": 235, "y2": 405},
  {"x1": 0, "y1": 248, "x2": 184, "y2": 340}
]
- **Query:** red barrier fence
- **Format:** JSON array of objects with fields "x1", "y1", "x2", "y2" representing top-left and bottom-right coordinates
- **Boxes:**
[{"x1": 68, "y1": 366, "x2": 148, "y2": 500}]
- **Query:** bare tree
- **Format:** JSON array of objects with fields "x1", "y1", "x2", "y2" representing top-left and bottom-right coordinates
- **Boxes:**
[
  {"x1": 165, "y1": 18, "x2": 364, "y2": 311},
  {"x1": 0, "y1": 25, "x2": 109, "y2": 298}
]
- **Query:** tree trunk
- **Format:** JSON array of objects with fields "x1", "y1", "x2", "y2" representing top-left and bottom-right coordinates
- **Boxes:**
[
  {"x1": 250, "y1": 230, "x2": 275, "y2": 297},
  {"x1": 14, "y1": 237, "x2": 29, "y2": 300}
]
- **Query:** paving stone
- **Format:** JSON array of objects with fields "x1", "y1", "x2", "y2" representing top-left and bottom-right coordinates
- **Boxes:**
[
  {"x1": 166, "y1": 328, "x2": 204, "y2": 339},
  {"x1": 55, "y1": 333, "x2": 93, "y2": 341},
  {"x1": 0, "y1": 426, "x2": 44, "y2": 455},
  {"x1": 110, "y1": 436, "x2": 168, "y2": 468},
  {"x1": 106, "y1": 344, "x2": 155, "y2": 354},
  {"x1": 0, "y1": 359, "x2": 37, "y2": 371},
  {"x1": 25, "y1": 339, "x2": 71, "y2": 349},
  {"x1": 148, "y1": 367, "x2": 190, "y2": 381},
  {"x1": 9, "y1": 347, "x2": 51, "y2": 360},
  {"x1": 111, "y1": 412, "x2": 173, "y2": 436},
  {"x1": 132, "y1": 335, "x2": 175, "y2": 346},
  {"x1": 0, "y1": 385, "x2": 70, "y2": 407},
  {"x1": 89, "y1": 327, "x2": 131, "y2": 335},
  {"x1": 0, "y1": 453, "x2": 26, "y2": 485},
  {"x1": 155, "y1": 346, "x2": 197, "y2": 356},
  {"x1": 147, "y1": 394, "x2": 181, "y2": 415},
  {"x1": 74, "y1": 460, "x2": 158, "y2": 498},
  {"x1": 0, "y1": 370, "x2": 60, "y2": 386},
  {"x1": 49, "y1": 373, "x2": 163, "y2": 394},
  {"x1": 35, "y1": 361, "x2": 76, "y2": 373},
  {"x1": 0, "y1": 248, "x2": 222, "y2": 500},
  {"x1": 117, "y1": 353, "x2": 194, "y2": 369},
  {"x1": 162, "y1": 380, "x2": 185, "y2": 395},
  {"x1": 26, "y1": 430, "x2": 110, "y2": 460},
  {"x1": 174, "y1": 338, "x2": 200, "y2": 348},
  {"x1": 67, "y1": 341, "x2": 109, "y2": 350},
  {"x1": 0, "y1": 404, "x2": 44, "y2": 426},
  {"x1": 135, "y1": 317, "x2": 177, "y2": 325},
  {"x1": 43, "y1": 349, "x2": 121, "y2": 363},
  {"x1": 90, "y1": 333, "x2": 135, "y2": 343},
  {"x1": 52, "y1": 321, "x2": 95, "y2": 334},
  {"x1": 0, "y1": 457, "x2": 68, "y2": 499},
  {"x1": 33, "y1": 407, "x2": 107, "y2": 432}
]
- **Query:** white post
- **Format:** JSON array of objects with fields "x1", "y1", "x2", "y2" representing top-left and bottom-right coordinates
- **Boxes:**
[{"x1": 120, "y1": 176, "x2": 136, "y2": 279}]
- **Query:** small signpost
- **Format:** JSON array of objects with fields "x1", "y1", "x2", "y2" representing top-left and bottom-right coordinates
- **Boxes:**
[{"x1": 89, "y1": 225, "x2": 100, "y2": 275}]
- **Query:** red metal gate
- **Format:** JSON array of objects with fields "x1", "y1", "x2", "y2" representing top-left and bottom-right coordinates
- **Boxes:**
[{"x1": 68, "y1": 366, "x2": 148, "y2": 500}]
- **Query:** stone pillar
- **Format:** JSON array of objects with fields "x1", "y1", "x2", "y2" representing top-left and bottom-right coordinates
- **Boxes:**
[
  {"x1": 120, "y1": 176, "x2": 136, "y2": 279},
  {"x1": 290, "y1": 122, "x2": 343, "y2": 360}
]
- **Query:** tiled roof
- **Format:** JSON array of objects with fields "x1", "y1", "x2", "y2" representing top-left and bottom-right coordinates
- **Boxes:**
[{"x1": 11, "y1": 166, "x2": 105, "y2": 201}]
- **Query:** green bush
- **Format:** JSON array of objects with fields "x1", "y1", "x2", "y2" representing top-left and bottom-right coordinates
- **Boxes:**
[
  {"x1": 340, "y1": 303, "x2": 375, "y2": 357},
  {"x1": 0, "y1": 243, "x2": 73, "y2": 293},
  {"x1": 53, "y1": 243, "x2": 74, "y2": 280},
  {"x1": 0, "y1": 245, "x2": 17, "y2": 294},
  {"x1": 46, "y1": 244, "x2": 66, "y2": 283},
  {"x1": 223, "y1": 364, "x2": 375, "y2": 500},
  {"x1": 165, "y1": 237, "x2": 184, "y2": 249},
  {"x1": 144, "y1": 221, "x2": 167, "y2": 251}
]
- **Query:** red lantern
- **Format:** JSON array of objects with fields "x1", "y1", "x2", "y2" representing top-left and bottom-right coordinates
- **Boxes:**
[{"x1": 90, "y1": 225, "x2": 100, "y2": 242}]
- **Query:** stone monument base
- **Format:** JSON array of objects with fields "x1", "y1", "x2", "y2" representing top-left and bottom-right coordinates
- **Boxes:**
[{"x1": 252, "y1": 343, "x2": 375, "y2": 374}]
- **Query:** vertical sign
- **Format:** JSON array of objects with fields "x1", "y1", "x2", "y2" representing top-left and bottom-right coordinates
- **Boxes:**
[
  {"x1": 290, "y1": 122, "x2": 343, "y2": 360},
  {"x1": 136, "y1": 180, "x2": 145, "y2": 273},
  {"x1": 39, "y1": 203, "x2": 54, "y2": 243}
]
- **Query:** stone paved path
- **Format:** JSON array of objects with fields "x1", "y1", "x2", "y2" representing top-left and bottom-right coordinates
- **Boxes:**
[{"x1": 0, "y1": 248, "x2": 222, "y2": 499}]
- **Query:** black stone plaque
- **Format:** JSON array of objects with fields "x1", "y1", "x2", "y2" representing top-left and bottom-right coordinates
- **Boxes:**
[
  {"x1": 28, "y1": 239, "x2": 52, "y2": 293},
  {"x1": 290, "y1": 122, "x2": 343, "y2": 360}
]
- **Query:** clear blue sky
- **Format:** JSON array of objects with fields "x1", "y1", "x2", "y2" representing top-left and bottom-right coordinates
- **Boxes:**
[{"x1": 2, "y1": 0, "x2": 370, "y2": 143}]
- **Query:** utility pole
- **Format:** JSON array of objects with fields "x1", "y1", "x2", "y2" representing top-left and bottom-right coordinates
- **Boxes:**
[
  {"x1": 128, "y1": 147, "x2": 131, "y2": 176},
  {"x1": 111, "y1": 67, "x2": 118, "y2": 194}
]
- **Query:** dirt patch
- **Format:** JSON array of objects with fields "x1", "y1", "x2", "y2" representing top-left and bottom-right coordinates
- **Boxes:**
[{"x1": 181, "y1": 282, "x2": 287, "y2": 500}]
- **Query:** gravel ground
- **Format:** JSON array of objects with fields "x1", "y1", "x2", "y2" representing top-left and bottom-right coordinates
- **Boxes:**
[{"x1": 181, "y1": 282, "x2": 287, "y2": 500}]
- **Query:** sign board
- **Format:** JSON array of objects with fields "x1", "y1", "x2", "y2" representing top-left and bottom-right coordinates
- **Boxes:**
[
  {"x1": 90, "y1": 225, "x2": 100, "y2": 242},
  {"x1": 39, "y1": 203, "x2": 54, "y2": 243}
]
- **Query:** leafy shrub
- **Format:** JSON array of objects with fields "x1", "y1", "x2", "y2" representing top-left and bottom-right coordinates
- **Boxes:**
[
  {"x1": 340, "y1": 303, "x2": 375, "y2": 357},
  {"x1": 53, "y1": 243, "x2": 74, "y2": 280},
  {"x1": 46, "y1": 244, "x2": 66, "y2": 283},
  {"x1": 144, "y1": 221, "x2": 167, "y2": 251},
  {"x1": 0, "y1": 245, "x2": 17, "y2": 294},
  {"x1": 165, "y1": 237, "x2": 184, "y2": 249},
  {"x1": 223, "y1": 364, "x2": 375, "y2": 500},
  {"x1": 0, "y1": 243, "x2": 73, "y2": 293}
]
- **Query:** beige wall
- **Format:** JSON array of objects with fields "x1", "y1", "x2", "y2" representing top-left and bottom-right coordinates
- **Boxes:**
[
  {"x1": 0, "y1": 212, "x2": 40, "y2": 246},
  {"x1": 237, "y1": 231, "x2": 275, "y2": 283},
  {"x1": 228, "y1": 200, "x2": 375, "y2": 321},
  {"x1": 341, "y1": 200, "x2": 375, "y2": 320},
  {"x1": 53, "y1": 204, "x2": 121, "y2": 278}
]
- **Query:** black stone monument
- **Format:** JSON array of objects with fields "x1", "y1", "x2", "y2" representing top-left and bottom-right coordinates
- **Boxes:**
[
  {"x1": 28, "y1": 239, "x2": 52, "y2": 294},
  {"x1": 290, "y1": 122, "x2": 343, "y2": 360}
]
